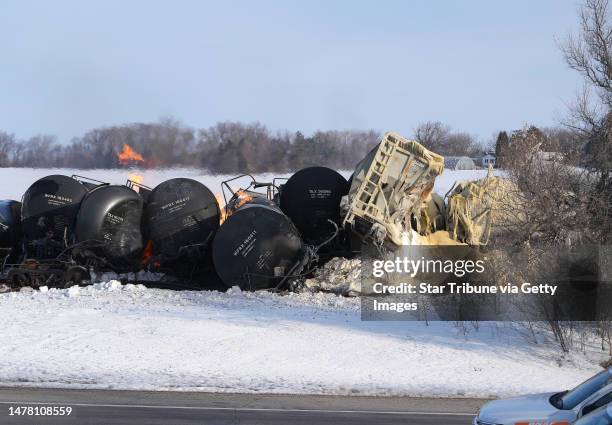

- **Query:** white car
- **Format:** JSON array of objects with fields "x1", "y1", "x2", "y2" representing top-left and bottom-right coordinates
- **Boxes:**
[
  {"x1": 573, "y1": 403, "x2": 612, "y2": 425},
  {"x1": 473, "y1": 368, "x2": 612, "y2": 425}
]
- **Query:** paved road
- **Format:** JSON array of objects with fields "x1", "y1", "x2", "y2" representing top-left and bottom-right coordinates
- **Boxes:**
[{"x1": 0, "y1": 387, "x2": 486, "y2": 424}]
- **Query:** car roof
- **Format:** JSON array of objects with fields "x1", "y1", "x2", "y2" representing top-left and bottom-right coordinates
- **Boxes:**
[
  {"x1": 596, "y1": 381, "x2": 612, "y2": 397},
  {"x1": 597, "y1": 370, "x2": 612, "y2": 393},
  {"x1": 581, "y1": 378, "x2": 612, "y2": 408},
  {"x1": 597, "y1": 378, "x2": 612, "y2": 390}
]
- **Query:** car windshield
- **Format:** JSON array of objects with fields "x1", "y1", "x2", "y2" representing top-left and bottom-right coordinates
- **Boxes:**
[
  {"x1": 573, "y1": 404, "x2": 612, "y2": 425},
  {"x1": 559, "y1": 370, "x2": 612, "y2": 410}
]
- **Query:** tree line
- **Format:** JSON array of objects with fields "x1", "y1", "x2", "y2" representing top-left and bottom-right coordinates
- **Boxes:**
[
  {"x1": 0, "y1": 117, "x2": 589, "y2": 173},
  {"x1": 0, "y1": 118, "x2": 499, "y2": 172},
  {"x1": 0, "y1": 120, "x2": 382, "y2": 173}
]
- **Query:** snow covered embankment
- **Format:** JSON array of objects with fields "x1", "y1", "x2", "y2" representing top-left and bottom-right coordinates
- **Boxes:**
[{"x1": 0, "y1": 281, "x2": 601, "y2": 397}]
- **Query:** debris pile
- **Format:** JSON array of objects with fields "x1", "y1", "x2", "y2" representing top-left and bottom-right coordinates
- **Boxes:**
[
  {"x1": 297, "y1": 257, "x2": 362, "y2": 296},
  {"x1": 446, "y1": 167, "x2": 519, "y2": 245}
]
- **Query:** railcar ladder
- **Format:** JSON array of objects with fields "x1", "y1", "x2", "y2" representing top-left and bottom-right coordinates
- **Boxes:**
[
  {"x1": 344, "y1": 135, "x2": 398, "y2": 226},
  {"x1": 342, "y1": 132, "x2": 445, "y2": 246}
]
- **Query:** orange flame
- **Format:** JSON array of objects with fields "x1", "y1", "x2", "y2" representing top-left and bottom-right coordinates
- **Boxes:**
[
  {"x1": 215, "y1": 193, "x2": 227, "y2": 224},
  {"x1": 141, "y1": 240, "x2": 154, "y2": 266},
  {"x1": 118, "y1": 143, "x2": 144, "y2": 164},
  {"x1": 129, "y1": 173, "x2": 144, "y2": 193},
  {"x1": 216, "y1": 190, "x2": 253, "y2": 225},
  {"x1": 233, "y1": 190, "x2": 253, "y2": 210}
]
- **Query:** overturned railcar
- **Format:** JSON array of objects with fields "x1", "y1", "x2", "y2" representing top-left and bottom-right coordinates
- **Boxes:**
[
  {"x1": 74, "y1": 185, "x2": 144, "y2": 271},
  {"x1": 343, "y1": 132, "x2": 444, "y2": 247},
  {"x1": 21, "y1": 175, "x2": 89, "y2": 259},
  {"x1": 0, "y1": 200, "x2": 22, "y2": 264},
  {"x1": 212, "y1": 190, "x2": 306, "y2": 290},
  {"x1": 143, "y1": 178, "x2": 220, "y2": 270},
  {"x1": 278, "y1": 167, "x2": 349, "y2": 245}
]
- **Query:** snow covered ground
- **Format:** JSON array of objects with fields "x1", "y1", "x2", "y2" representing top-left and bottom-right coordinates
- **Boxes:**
[
  {"x1": 0, "y1": 281, "x2": 603, "y2": 397},
  {"x1": 0, "y1": 167, "x2": 602, "y2": 397},
  {"x1": 0, "y1": 166, "x2": 493, "y2": 201}
]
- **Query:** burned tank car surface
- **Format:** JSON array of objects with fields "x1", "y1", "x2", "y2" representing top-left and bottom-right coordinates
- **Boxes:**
[
  {"x1": 144, "y1": 178, "x2": 220, "y2": 262},
  {"x1": 21, "y1": 175, "x2": 89, "y2": 259},
  {"x1": 75, "y1": 185, "x2": 144, "y2": 270},
  {"x1": 279, "y1": 167, "x2": 349, "y2": 245},
  {"x1": 213, "y1": 195, "x2": 305, "y2": 290},
  {"x1": 0, "y1": 200, "x2": 23, "y2": 264}
]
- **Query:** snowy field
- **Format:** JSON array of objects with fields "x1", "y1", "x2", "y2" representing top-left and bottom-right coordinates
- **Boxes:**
[
  {"x1": 0, "y1": 166, "x2": 492, "y2": 201},
  {"x1": 0, "y1": 167, "x2": 603, "y2": 397},
  {"x1": 0, "y1": 282, "x2": 602, "y2": 397}
]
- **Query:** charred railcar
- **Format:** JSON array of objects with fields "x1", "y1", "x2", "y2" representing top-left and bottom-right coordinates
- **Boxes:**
[
  {"x1": 21, "y1": 175, "x2": 89, "y2": 259},
  {"x1": 143, "y1": 178, "x2": 220, "y2": 274},
  {"x1": 212, "y1": 189, "x2": 306, "y2": 290},
  {"x1": 277, "y1": 166, "x2": 351, "y2": 259},
  {"x1": 0, "y1": 200, "x2": 22, "y2": 265},
  {"x1": 74, "y1": 185, "x2": 144, "y2": 271}
]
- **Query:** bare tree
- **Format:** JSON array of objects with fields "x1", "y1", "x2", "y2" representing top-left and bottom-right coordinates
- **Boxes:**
[
  {"x1": 561, "y1": 0, "x2": 612, "y2": 110},
  {"x1": 558, "y1": 0, "x2": 612, "y2": 245},
  {"x1": 445, "y1": 132, "x2": 480, "y2": 156},
  {"x1": 414, "y1": 121, "x2": 480, "y2": 156},
  {"x1": 0, "y1": 131, "x2": 16, "y2": 167},
  {"x1": 560, "y1": 0, "x2": 612, "y2": 175},
  {"x1": 413, "y1": 121, "x2": 451, "y2": 153}
]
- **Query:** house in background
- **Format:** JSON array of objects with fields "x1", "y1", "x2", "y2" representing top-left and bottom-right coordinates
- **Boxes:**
[{"x1": 481, "y1": 151, "x2": 496, "y2": 168}]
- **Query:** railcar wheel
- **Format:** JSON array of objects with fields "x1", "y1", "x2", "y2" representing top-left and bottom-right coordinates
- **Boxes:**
[
  {"x1": 64, "y1": 266, "x2": 90, "y2": 288},
  {"x1": 8, "y1": 270, "x2": 30, "y2": 288}
]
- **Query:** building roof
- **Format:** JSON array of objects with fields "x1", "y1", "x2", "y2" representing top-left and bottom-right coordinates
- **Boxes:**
[{"x1": 444, "y1": 156, "x2": 476, "y2": 170}]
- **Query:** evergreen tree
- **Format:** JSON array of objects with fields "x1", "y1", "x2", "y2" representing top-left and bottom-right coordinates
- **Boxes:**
[{"x1": 495, "y1": 131, "x2": 509, "y2": 168}]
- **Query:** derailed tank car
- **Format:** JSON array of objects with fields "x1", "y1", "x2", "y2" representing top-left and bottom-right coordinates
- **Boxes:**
[
  {"x1": 278, "y1": 166, "x2": 349, "y2": 249},
  {"x1": 143, "y1": 178, "x2": 220, "y2": 275},
  {"x1": 21, "y1": 175, "x2": 89, "y2": 259},
  {"x1": 10, "y1": 175, "x2": 95, "y2": 287},
  {"x1": 212, "y1": 188, "x2": 306, "y2": 290},
  {"x1": 74, "y1": 185, "x2": 144, "y2": 271},
  {"x1": 0, "y1": 200, "x2": 22, "y2": 264}
]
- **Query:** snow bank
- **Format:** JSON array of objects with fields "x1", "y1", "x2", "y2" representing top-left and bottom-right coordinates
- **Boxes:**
[{"x1": 0, "y1": 281, "x2": 602, "y2": 397}]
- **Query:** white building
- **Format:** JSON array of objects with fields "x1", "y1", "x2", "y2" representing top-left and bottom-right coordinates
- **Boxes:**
[{"x1": 481, "y1": 153, "x2": 496, "y2": 167}]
